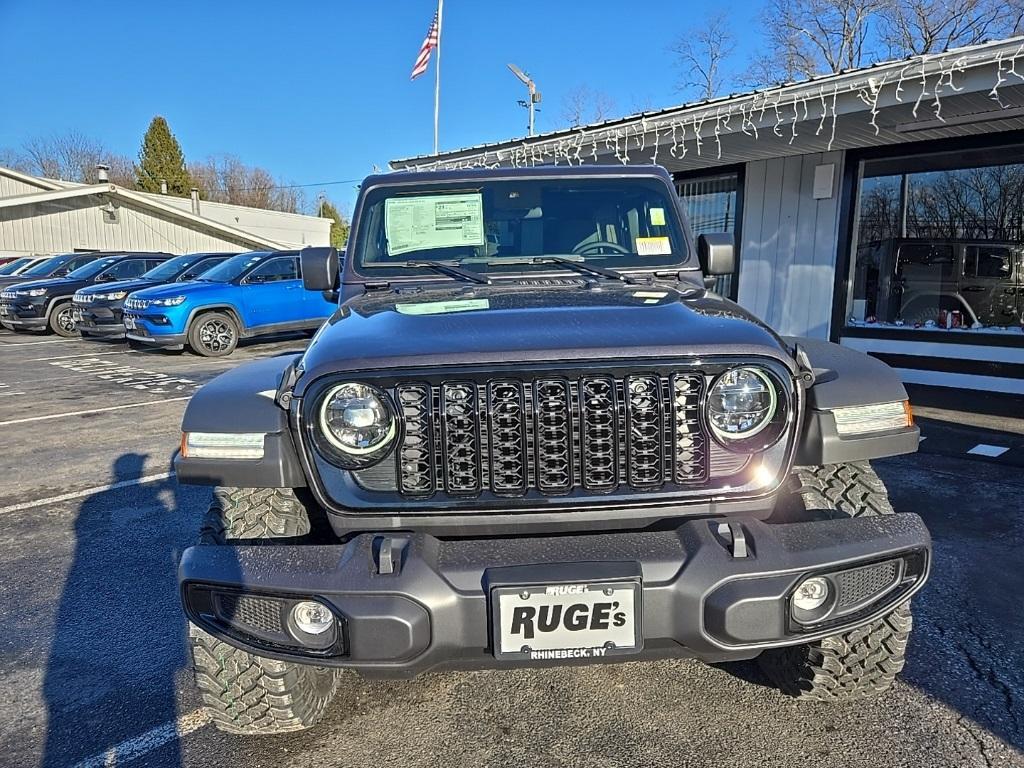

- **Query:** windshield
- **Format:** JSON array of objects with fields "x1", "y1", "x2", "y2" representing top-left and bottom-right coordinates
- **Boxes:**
[
  {"x1": 354, "y1": 177, "x2": 689, "y2": 278},
  {"x1": 0, "y1": 258, "x2": 31, "y2": 275},
  {"x1": 143, "y1": 254, "x2": 206, "y2": 282},
  {"x1": 22, "y1": 254, "x2": 72, "y2": 277},
  {"x1": 196, "y1": 252, "x2": 268, "y2": 282},
  {"x1": 66, "y1": 257, "x2": 120, "y2": 279}
]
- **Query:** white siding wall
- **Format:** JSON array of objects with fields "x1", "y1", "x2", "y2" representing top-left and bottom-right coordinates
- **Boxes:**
[
  {"x1": 0, "y1": 197, "x2": 256, "y2": 255},
  {"x1": 152, "y1": 196, "x2": 331, "y2": 247},
  {"x1": 737, "y1": 151, "x2": 846, "y2": 339},
  {"x1": 0, "y1": 175, "x2": 48, "y2": 199}
]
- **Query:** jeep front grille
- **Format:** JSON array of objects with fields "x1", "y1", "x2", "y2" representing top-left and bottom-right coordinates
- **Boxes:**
[{"x1": 392, "y1": 373, "x2": 709, "y2": 499}]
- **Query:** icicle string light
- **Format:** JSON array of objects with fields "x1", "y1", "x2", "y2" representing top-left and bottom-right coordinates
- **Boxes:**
[{"x1": 407, "y1": 43, "x2": 1024, "y2": 172}]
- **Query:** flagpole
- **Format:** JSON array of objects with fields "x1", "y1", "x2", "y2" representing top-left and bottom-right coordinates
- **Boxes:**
[{"x1": 433, "y1": 0, "x2": 443, "y2": 154}]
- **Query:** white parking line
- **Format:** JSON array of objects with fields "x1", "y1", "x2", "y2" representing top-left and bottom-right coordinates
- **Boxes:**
[
  {"x1": 0, "y1": 471, "x2": 175, "y2": 515},
  {"x1": 30, "y1": 350, "x2": 131, "y2": 362},
  {"x1": 71, "y1": 708, "x2": 210, "y2": 768},
  {"x1": 0, "y1": 396, "x2": 190, "y2": 427},
  {"x1": 0, "y1": 338, "x2": 79, "y2": 346},
  {"x1": 967, "y1": 443, "x2": 1010, "y2": 458}
]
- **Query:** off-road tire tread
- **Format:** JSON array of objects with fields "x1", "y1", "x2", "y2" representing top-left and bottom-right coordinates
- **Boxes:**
[
  {"x1": 189, "y1": 625, "x2": 342, "y2": 735},
  {"x1": 759, "y1": 461, "x2": 911, "y2": 701},
  {"x1": 199, "y1": 486, "x2": 310, "y2": 544},
  {"x1": 192, "y1": 486, "x2": 339, "y2": 735}
]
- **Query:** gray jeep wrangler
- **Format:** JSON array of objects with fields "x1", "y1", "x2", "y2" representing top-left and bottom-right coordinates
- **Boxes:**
[{"x1": 176, "y1": 166, "x2": 930, "y2": 735}]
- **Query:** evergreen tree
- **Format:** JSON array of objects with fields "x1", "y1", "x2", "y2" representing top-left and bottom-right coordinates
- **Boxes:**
[
  {"x1": 319, "y1": 199, "x2": 350, "y2": 248},
  {"x1": 135, "y1": 116, "x2": 192, "y2": 195}
]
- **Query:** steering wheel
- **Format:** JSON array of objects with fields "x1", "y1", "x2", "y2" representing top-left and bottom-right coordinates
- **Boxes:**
[{"x1": 572, "y1": 240, "x2": 631, "y2": 256}]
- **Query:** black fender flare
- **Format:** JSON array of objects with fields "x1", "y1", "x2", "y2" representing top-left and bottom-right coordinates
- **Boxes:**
[
  {"x1": 185, "y1": 304, "x2": 246, "y2": 337},
  {"x1": 174, "y1": 353, "x2": 307, "y2": 487},
  {"x1": 785, "y1": 337, "x2": 920, "y2": 466}
]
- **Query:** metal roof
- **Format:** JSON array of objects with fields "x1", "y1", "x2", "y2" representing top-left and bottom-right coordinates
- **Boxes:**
[
  {"x1": 0, "y1": 177, "x2": 289, "y2": 250},
  {"x1": 391, "y1": 35, "x2": 1024, "y2": 170}
]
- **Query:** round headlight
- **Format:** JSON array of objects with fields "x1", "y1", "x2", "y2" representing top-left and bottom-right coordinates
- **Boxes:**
[
  {"x1": 318, "y1": 382, "x2": 396, "y2": 459},
  {"x1": 707, "y1": 367, "x2": 777, "y2": 441}
]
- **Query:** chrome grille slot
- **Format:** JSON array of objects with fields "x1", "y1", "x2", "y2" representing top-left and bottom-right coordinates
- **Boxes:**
[
  {"x1": 441, "y1": 382, "x2": 480, "y2": 494},
  {"x1": 396, "y1": 384, "x2": 435, "y2": 496},
  {"x1": 671, "y1": 374, "x2": 707, "y2": 484},
  {"x1": 625, "y1": 375, "x2": 665, "y2": 488},
  {"x1": 488, "y1": 380, "x2": 527, "y2": 494},
  {"x1": 579, "y1": 376, "x2": 618, "y2": 491},
  {"x1": 533, "y1": 379, "x2": 574, "y2": 493}
]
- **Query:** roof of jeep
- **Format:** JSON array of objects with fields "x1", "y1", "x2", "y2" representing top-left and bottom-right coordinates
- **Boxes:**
[{"x1": 359, "y1": 164, "x2": 675, "y2": 189}]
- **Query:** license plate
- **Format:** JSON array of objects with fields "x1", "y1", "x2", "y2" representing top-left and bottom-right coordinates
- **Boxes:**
[
  {"x1": 124, "y1": 315, "x2": 136, "y2": 330},
  {"x1": 492, "y1": 581, "x2": 641, "y2": 660}
]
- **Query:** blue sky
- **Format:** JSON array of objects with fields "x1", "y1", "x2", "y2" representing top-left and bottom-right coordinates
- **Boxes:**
[{"x1": 0, "y1": 0, "x2": 762, "y2": 210}]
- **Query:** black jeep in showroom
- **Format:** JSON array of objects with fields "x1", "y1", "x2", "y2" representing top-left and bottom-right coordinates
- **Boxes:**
[{"x1": 175, "y1": 166, "x2": 930, "y2": 735}]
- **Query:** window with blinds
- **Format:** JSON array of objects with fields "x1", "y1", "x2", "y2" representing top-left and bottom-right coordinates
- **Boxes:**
[{"x1": 676, "y1": 172, "x2": 741, "y2": 299}]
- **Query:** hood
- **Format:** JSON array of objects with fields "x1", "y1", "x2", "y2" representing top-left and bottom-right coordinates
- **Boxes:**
[
  {"x1": 296, "y1": 282, "x2": 794, "y2": 392},
  {"x1": 128, "y1": 280, "x2": 225, "y2": 301},
  {"x1": 77, "y1": 277, "x2": 159, "y2": 297},
  {"x1": 0, "y1": 277, "x2": 84, "y2": 295}
]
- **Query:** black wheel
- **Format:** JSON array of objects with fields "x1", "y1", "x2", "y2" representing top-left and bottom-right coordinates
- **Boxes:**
[
  {"x1": 758, "y1": 461, "x2": 913, "y2": 701},
  {"x1": 190, "y1": 487, "x2": 342, "y2": 735},
  {"x1": 188, "y1": 311, "x2": 238, "y2": 357},
  {"x1": 48, "y1": 301, "x2": 78, "y2": 337}
]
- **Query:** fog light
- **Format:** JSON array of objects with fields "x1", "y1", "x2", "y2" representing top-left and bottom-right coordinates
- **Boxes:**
[
  {"x1": 291, "y1": 601, "x2": 335, "y2": 635},
  {"x1": 793, "y1": 577, "x2": 830, "y2": 611}
]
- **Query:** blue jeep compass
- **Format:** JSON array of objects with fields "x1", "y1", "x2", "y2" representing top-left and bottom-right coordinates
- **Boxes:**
[{"x1": 122, "y1": 250, "x2": 336, "y2": 356}]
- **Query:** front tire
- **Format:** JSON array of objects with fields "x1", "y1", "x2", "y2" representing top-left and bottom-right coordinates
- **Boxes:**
[
  {"x1": 188, "y1": 311, "x2": 239, "y2": 357},
  {"x1": 189, "y1": 487, "x2": 342, "y2": 735},
  {"x1": 48, "y1": 301, "x2": 78, "y2": 337},
  {"x1": 758, "y1": 461, "x2": 914, "y2": 701}
]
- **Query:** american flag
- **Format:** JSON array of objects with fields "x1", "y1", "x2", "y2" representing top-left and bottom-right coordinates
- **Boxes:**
[{"x1": 410, "y1": 12, "x2": 439, "y2": 80}]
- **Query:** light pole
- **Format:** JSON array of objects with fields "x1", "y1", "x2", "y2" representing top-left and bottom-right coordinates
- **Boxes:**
[{"x1": 507, "y1": 63, "x2": 541, "y2": 136}]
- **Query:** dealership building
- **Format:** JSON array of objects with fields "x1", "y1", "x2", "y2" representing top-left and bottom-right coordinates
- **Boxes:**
[
  {"x1": 391, "y1": 37, "x2": 1024, "y2": 394},
  {"x1": 0, "y1": 166, "x2": 330, "y2": 255}
]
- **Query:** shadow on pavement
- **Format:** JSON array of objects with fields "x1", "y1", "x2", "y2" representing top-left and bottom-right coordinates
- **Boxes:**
[
  {"x1": 41, "y1": 454, "x2": 188, "y2": 767},
  {"x1": 876, "y1": 455, "x2": 1024, "y2": 755}
]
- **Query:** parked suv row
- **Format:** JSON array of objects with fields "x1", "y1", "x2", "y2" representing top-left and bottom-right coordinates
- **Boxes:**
[{"x1": 0, "y1": 249, "x2": 338, "y2": 356}]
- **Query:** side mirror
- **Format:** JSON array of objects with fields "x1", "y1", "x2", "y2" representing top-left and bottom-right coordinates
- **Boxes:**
[
  {"x1": 301, "y1": 246, "x2": 340, "y2": 292},
  {"x1": 698, "y1": 233, "x2": 735, "y2": 277}
]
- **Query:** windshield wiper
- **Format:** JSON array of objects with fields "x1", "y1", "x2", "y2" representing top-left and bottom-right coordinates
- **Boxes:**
[
  {"x1": 474, "y1": 256, "x2": 641, "y2": 285},
  {"x1": 388, "y1": 259, "x2": 492, "y2": 285}
]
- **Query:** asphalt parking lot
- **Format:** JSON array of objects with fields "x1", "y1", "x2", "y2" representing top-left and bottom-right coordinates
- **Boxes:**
[{"x1": 0, "y1": 331, "x2": 1022, "y2": 768}]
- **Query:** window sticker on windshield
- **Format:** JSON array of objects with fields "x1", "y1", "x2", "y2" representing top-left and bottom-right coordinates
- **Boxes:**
[
  {"x1": 649, "y1": 207, "x2": 666, "y2": 226},
  {"x1": 385, "y1": 193, "x2": 485, "y2": 256},
  {"x1": 395, "y1": 299, "x2": 490, "y2": 316},
  {"x1": 635, "y1": 236, "x2": 671, "y2": 256}
]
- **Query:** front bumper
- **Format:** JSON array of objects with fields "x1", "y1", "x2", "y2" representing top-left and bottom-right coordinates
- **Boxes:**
[
  {"x1": 74, "y1": 303, "x2": 126, "y2": 337},
  {"x1": 0, "y1": 298, "x2": 46, "y2": 329},
  {"x1": 179, "y1": 513, "x2": 931, "y2": 678},
  {"x1": 122, "y1": 311, "x2": 187, "y2": 346}
]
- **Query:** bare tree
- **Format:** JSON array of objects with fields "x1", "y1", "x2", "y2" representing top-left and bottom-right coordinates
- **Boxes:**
[
  {"x1": 760, "y1": 0, "x2": 888, "y2": 79},
  {"x1": 188, "y1": 154, "x2": 305, "y2": 213},
  {"x1": 559, "y1": 85, "x2": 617, "y2": 128},
  {"x1": 5, "y1": 131, "x2": 136, "y2": 187},
  {"x1": 880, "y1": 0, "x2": 1024, "y2": 56},
  {"x1": 670, "y1": 13, "x2": 737, "y2": 99}
]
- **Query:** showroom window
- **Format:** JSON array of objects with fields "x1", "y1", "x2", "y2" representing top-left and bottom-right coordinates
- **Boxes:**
[
  {"x1": 847, "y1": 144, "x2": 1024, "y2": 335},
  {"x1": 676, "y1": 170, "x2": 742, "y2": 299}
]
